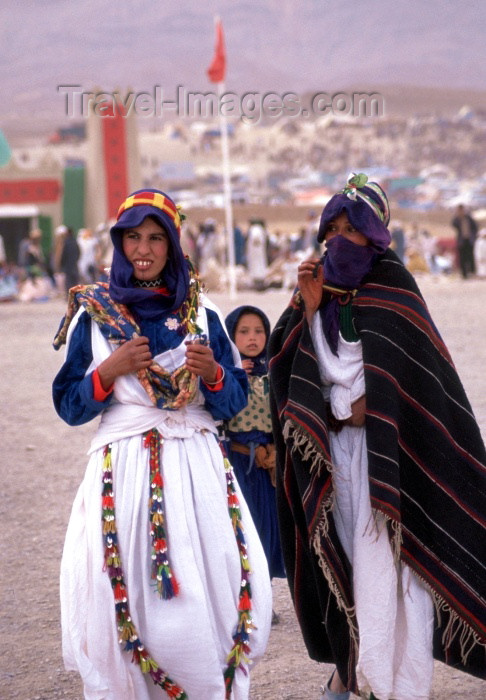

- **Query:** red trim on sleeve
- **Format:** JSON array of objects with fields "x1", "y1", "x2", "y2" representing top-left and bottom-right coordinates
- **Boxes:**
[
  {"x1": 202, "y1": 364, "x2": 224, "y2": 392},
  {"x1": 92, "y1": 368, "x2": 114, "y2": 401}
]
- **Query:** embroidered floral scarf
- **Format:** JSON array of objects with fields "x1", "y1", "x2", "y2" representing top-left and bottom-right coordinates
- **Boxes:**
[{"x1": 53, "y1": 281, "x2": 200, "y2": 409}]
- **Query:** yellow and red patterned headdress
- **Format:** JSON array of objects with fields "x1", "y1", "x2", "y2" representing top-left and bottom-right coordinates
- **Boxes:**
[
  {"x1": 109, "y1": 189, "x2": 189, "y2": 317},
  {"x1": 115, "y1": 189, "x2": 182, "y2": 234}
]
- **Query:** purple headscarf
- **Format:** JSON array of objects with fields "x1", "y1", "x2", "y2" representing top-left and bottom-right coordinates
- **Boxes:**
[{"x1": 108, "y1": 189, "x2": 190, "y2": 321}]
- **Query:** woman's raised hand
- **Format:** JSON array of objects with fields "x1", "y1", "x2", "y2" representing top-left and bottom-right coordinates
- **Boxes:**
[{"x1": 297, "y1": 257, "x2": 323, "y2": 323}]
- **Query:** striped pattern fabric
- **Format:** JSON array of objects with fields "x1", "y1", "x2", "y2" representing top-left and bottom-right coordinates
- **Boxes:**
[
  {"x1": 269, "y1": 249, "x2": 486, "y2": 686},
  {"x1": 116, "y1": 191, "x2": 181, "y2": 232},
  {"x1": 269, "y1": 294, "x2": 361, "y2": 691},
  {"x1": 341, "y1": 172, "x2": 390, "y2": 225}
]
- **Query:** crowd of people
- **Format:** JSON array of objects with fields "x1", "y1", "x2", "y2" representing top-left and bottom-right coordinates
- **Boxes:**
[
  {"x1": 179, "y1": 206, "x2": 486, "y2": 294},
  {"x1": 51, "y1": 181, "x2": 485, "y2": 700},
  {"x1": 0, "y1": 222, "x2": 113, "y2": 302},
  {"x1": 1, "y1": 200, "x2": 485, "y2": 305}
]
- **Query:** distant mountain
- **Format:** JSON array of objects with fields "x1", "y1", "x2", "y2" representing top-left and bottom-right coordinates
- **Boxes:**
[{"x1": 1, "y1": 0, "x2": 485, "y2": 140}]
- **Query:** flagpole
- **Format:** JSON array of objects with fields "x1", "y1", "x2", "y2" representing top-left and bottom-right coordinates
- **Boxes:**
[
  {"x1": 207, "y1": 15, "x2": 236, "y2": 299},
  {"x1": 217, "y1": 81, "x2": 236, "y2": 299}
]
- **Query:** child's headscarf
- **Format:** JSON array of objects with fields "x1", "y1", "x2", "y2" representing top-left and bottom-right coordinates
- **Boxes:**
[
  {"x1": 225, "y1": 305, "x2": 271, "y2": 376},
  {"x1": 109, "y1": 189, "x2": 190, "y2": 320}
]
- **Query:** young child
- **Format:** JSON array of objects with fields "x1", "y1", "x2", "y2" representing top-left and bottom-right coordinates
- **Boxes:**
[{"x1": 225, "y1": 306, "x2": 286, "y2": 621}]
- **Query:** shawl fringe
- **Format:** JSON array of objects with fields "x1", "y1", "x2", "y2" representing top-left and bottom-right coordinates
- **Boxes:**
[
  {"x1": 282, "y1": 419, "x2": 332, "y2": 478},
  {"x1": 312, "y1": 519, "x2": 360, "y2": 654},
  {"x1": 284, "y1": 418, "x2": 360, "y2": 658}
]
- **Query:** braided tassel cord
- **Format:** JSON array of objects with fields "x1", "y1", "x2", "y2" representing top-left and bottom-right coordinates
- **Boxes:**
[
  {"x1": 144, "y1": 429, "x2": 180, "y2": 599},
  {"x1": 102, "y1": 444, "x2": 187, "y2": 699},
  {"x1": 220, "y1": 446, "x2": 255, "y2": 699}
]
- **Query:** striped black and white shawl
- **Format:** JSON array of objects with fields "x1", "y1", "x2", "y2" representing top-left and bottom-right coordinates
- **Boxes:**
[{"x1": 268, "y1": 250, "x2": 486, "y2": 688}]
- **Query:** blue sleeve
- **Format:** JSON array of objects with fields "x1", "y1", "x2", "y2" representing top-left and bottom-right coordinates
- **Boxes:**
[
  {"x1": 52, "y1": 311, "x2": 114, "y2": 426},
  {"x1": 200, "y1": 308, "x2": 249, "y2": 421}
]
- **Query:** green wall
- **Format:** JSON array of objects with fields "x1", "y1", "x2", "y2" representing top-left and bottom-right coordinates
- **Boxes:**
[{"x1": 62, "y1": 166, "x2": 85, "y2": 232}]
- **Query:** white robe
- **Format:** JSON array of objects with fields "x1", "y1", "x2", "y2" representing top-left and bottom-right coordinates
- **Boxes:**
[
  {"x1": 246, "y1": 225, "x2": 268, "y2": 282},
  {"x1": 60, "y1": 307, "x2": 272, "y2": 700},
  {"x1": 311, "y1": 316, "x2": 435, "y2": 700}
]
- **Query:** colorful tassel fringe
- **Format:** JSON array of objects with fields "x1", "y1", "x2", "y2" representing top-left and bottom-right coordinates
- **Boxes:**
[
  {"x1": 220, "y1": 445, "x2": 254, "y2": 699},
  {"x1": 102, "y1": 443, "x2": 187, "y2": 699},
  {"x1": 100, "y1": 434, "x2": 255, "y2": 699},
  {"x1": 144, "y1": 429, "x2": 180, "y2": 599}
]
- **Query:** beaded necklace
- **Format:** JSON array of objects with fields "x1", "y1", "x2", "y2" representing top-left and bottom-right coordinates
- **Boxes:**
[{"x1": 134, "y1": 277, "x2": 165, "y2": 288}]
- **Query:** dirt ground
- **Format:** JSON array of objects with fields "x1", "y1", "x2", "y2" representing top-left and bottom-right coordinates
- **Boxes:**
[{"x1": 1, "y1": 276, "x2": 485, "y2": 700}]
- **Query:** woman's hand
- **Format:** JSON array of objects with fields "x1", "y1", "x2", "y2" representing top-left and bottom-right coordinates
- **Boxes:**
[
  {"x1": 298, "y1": 257, "x2": 323, "y2": 323},
  {"x1": 345, "y1": 395, "x2": 366, "y2": 427},
  {"x1": 185, "y1": 341, "x2": 220, "y2": 383},
  {"x1": 97, "y1": 336, "x2": 152, "y2": 390}
]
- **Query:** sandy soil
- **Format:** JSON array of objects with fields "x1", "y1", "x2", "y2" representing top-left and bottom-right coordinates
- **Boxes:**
[{"x1": 1, "y1": 275, "x2": 485, "y2": 699}]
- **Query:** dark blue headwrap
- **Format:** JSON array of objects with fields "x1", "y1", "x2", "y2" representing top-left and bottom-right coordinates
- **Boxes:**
[
  {"x1": 109, "y1": 188, "x2": 190, "y2": 321},
  {"x1": 225, "y1": 305, "x2": 271, "y2": 376}
]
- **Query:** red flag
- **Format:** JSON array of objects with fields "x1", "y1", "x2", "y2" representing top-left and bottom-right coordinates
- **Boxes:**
[{"x1": 207, "y1": 18, "x2": 226, "y2": 83}]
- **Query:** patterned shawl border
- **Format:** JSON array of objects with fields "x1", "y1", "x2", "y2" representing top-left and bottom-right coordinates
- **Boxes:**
[
  {"x1": 312, "y1": 518, "x2": 359, "y2": 651},
  {"x1": 53, "y1": 283, "x2": 199, "y2": 408},
  {"x1": 53, "y1": 282, "x2": 137, "y2": 350},
  {"x1": 401, "y1": 534, "x2": 486, "y2": 657},
  {"x1": 300, "y1": 404, "x2": 486, "y2": 669},
  {"x1": 282, "y1": 418, "x2": 333, "y2": 525}
]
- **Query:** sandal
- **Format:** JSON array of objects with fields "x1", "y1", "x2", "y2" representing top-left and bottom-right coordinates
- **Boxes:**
[{"x1": 319, "y1": 670, "x2": 351, "y2": 700}]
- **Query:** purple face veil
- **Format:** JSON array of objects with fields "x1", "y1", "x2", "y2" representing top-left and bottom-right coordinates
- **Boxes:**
[{"x1": 108, "y1": 189, "x2": 190, "y2": 321}]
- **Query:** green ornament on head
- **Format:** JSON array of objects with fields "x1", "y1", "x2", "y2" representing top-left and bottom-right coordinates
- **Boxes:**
[{"x1": 348, "y1": 172, "x2": 368, "y2": 188}]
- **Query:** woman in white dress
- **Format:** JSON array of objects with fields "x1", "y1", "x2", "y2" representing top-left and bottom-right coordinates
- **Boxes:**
[{"x1": 53, "y1": 189, "x2": 272, "y2": 700}]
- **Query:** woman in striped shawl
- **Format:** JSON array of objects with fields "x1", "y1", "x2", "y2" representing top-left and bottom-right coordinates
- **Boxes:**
[{"x1": 268, "y1": 173, "x2": 486, "y2": 700}]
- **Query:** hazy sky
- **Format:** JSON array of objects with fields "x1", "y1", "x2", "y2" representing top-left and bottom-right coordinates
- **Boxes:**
[{"x1": 1, "y1": 0, "x2": 485, "y2": 134}]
